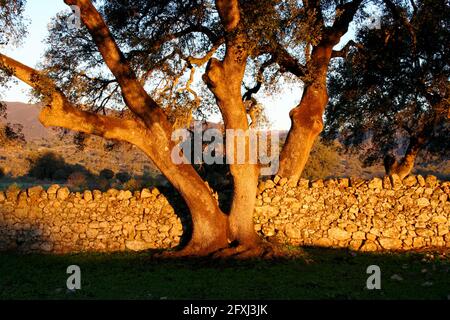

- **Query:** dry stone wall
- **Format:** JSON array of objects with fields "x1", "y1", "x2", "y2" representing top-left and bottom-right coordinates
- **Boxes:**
[{"x1": 0, "y1": 174, "x2": 449, "y2": 253}]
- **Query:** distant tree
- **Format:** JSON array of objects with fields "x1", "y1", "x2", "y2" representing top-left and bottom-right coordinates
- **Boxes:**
[
  {"x1": 325, "y1": 0, "x2": 450, "y2": 179},
  {"x1": 0, "y1": 122, "x2": 25, "y2": 146},
  {"x1": 99, "y1": 168, "x2": 114, "y2": 180},
  {"x1": 302, "y1": 138, "x2": 342, "y2": 180},
  {"x1": 27, "y1": 152, "x2": 69, "y2": 180},
  {"x1": 115, "y1": 171, "x2": 131, "y2": 184},
  {"x1": 67, "y1": 170, "x2": 89, "y2": 190},
  {"x1": 0, "y1": 0, "x2": 27, "y2": 144}
]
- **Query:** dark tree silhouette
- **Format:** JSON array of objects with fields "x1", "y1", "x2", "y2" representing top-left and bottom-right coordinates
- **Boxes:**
[{"x1": 325, "y1": 0, "x2": 449, "y2": 179}]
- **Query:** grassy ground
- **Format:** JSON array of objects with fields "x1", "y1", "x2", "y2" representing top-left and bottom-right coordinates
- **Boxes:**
[{"x1": 0, "y1": 247, "x2": 448, "y2": 300}]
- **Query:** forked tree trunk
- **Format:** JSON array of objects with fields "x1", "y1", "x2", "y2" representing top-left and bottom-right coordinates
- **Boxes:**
[{"x1": 278, "y1": 45, "x2": 332, "y2": 183}]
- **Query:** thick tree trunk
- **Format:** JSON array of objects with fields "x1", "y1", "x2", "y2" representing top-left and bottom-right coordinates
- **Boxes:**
[
  {"x1": 204, "y1": 59, "x2": 262, "y2": 252},
  {"x1": 150, "y1": 155, "x2": 230, "y2": 255},
  {"x1": 203, "y1": 3, "x2": 263, "y2": 256},
  {"x1": 384, "y1": 131, "x2": 429, "y2": 180},
  {"x1": 277, "y1": 45, "x2": 332, "y2": 183}
]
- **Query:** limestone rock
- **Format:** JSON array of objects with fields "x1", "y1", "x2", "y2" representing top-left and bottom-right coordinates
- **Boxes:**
[
  {"x1": 425, "y1": 175, "x2": 438, "y2": 188},
  {"x1": 279, "y1": 177, "x2": 288, "y2": 187},
  {"x1": 125, "y1": 240, "x2": 155, "y2": 251},
  {"x1": 390, "y1": 174, "x2": 402, "y2": 189},
  {"x1": 284, "y1": 224, "x2": 301, "y2": 239},
  {"x1": 141, "y1": 188, "x2": 152, "y2": 199},
  {"x1": 352, "y1": 231, "x2": 366, "y2": 240},
  {"x1": 27, "y1": 186, "x2": 44, "y2": 199},
  {"x1": 264, "y1": 180, "x2": 275, "y2": 189},
  {"x1": 47, "y1": 184, "x2": 60, "y2": 194},
  {"x1": 83, "y1": 190, "x2": 93, "y2": 202},
  {"x1": 417, "y1": 175, "x2": 426, "y2": 186},
  {"x1": 379, "y1": 238, "x2": 402, "y2": 250},
  {"x1": 360, "y1": 240, "x2": 378, "y2": 252},
  {"x1": 5, "y1": 185, "x2": 21, "y2": 202},
  {"x1": 338, "y1": 178, "x2": 349, "y2": 188},
  {"x1": 57, "y1": 187, "x2": 70, "y2": 201},
  {"x1": 417, "y1": 198, "x2": 430, "y2": 207},
  {"x1": 312, "y1": 238, "x2": 333, "y2": 247},
  {"x1": 415, "y1": 228, "x2": 434, "y2": 237},
  {"x1": 328, "y1": 228, "x2": 351, "y2": 241},
  {"x1": 403, "y1": 176, "x2": 417, "y2": 187},
  {"x1": 368, "y1": 177, "x2": 383, "y2": 190},
  {"x1": 431, "y1": 216, "x2": 447, "y2": 224},
  {"x1": 273, "y1": 175, "x2": 281, "y2": 185}
]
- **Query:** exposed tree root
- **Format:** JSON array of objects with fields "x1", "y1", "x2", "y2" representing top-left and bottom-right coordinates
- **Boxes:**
[
  {"x1": 154, "y1": 241, "x2": 228, "y2": 259},
  {"x1": 153, "y1": 238, "x2": 311, "y2": 261},
  {"x1": 212, "y1": 240, "x2": 308, "y2": 260}
]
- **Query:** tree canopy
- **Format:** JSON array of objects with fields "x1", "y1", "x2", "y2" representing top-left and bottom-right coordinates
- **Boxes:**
[{"x1": 325, "y1": 0, "x2": 450, "y2": 177}]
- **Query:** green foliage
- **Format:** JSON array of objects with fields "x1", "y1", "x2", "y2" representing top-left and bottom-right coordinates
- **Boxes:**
[
  {"x1": 325, "y1": 0, "x2": 450, "y2": 166},
  {"x1": 0, "y1": 0, "x2": 27, "y2": 46},
  {"x1": 66, "y1": 171, "x2": 89, "y2": 191},
  {"x1": 27, "y1": 151, "x2": 91, "y2": 181},
  {"x1": 27, "y1": 152, "x2": 67, "y2": 180},
  {"x1": 302, "y1": 139, "x2": 342, "y2": 180},
  {"x1": 115, "y1": 171, "x2": 131, "y2": 183},
  {"x1": 52, "y1": 168, "x2": 70, "y2": 181},
  {"x1": 99, "y1": 169, "x2": 114, "y2": 180},
  {"x1": 0, "y1": 123, "x2": 25, "y2": 146},
  {"x1": 123, "y1": 178, "x2": 142, "y2": 191}
]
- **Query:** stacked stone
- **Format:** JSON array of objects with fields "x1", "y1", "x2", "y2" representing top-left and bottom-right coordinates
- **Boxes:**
[
  {"x1": 0, "y1": 185, "x2": 183, "y2": 253},
  {"x1": 0, "y1": 174, "x2": 448, "y2": 253},
  {"x1": 255, "y1": 174, "x2": 449, "y2": 251}
]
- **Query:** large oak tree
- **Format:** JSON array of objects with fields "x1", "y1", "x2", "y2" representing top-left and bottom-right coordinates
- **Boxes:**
[{"x1": 0, "y1": 0, "x2": 393, "y2": 257}]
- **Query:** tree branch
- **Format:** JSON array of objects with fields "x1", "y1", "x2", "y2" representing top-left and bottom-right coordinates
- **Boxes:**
[
  {"x1": 327, "y1": 0, "x2": 363, "y2": 43},
  {"x1": 383, "y1": 0, "x2": 417, "y2": 48},
  {"x1": 215, "y1": 0, "x2": 240, "y2": 32},
  {"x1": 63, "y1": 0, "x2": 169, "y2": 131},
  {"x1": 243, "y1": 57, "x2": 275, "y2": 101},
  {"x1": 331, "y1": 40, "x2": 361, "y2": 58},
  {"x1": 0, "y1": 52, "x2": 147, "y2": 144},
  {"x1": 270, "y1": 44, "x2": 305, "y2": 78}
]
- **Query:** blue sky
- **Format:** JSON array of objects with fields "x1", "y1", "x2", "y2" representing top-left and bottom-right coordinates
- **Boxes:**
[{"x1": 1, "y1": 1, "x2": 356, "y2": 130}]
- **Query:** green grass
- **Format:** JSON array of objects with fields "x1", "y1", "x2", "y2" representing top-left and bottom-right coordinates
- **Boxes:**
[{"x1": 0, "y1": 247, "x2": 448, "y2": 300}]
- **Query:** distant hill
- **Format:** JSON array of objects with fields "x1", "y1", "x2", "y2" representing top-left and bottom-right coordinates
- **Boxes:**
[{"x1": 1, "y1": 102, "x2": 57, "y2": 141}]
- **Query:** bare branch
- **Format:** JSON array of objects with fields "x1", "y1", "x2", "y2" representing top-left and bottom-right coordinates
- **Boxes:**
[
  {"x1": 331, "y1": 40, "x2": 362, "y2": 58},
  {"x1": 243, "y1": 57, "x2": 275, "y2": 101},
  {"x1": 187, "y1": 41, "x2": 222, "y2": 67},
  {"x1": 327, "y1": 0, "x2": 363, "y2": 42}
]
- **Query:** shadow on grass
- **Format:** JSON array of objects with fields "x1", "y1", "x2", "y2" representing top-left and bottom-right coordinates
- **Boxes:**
[{"x1": 0, "y1": 246, "x2": 448, "y2": 300}]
